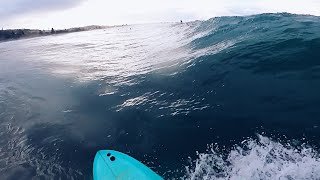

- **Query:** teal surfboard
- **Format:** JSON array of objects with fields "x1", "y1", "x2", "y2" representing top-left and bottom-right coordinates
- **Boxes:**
[{"x1": 93, "y1": 150, "x2": 164, "y2": 180}]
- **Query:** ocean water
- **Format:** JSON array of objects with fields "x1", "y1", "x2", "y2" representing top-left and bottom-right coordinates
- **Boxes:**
[{"x1": 1, "y1": 13, "x2": 320, "y2": 179}]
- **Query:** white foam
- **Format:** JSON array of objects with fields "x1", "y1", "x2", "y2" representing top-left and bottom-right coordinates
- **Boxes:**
[{"x1": 185, "y1": 135, "x2": 320, "y2": 180}]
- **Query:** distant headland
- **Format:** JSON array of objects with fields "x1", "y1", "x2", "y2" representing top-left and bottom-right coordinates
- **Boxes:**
[{"x1": 0, "y1": 25, "x2": 107, "y2": 42}]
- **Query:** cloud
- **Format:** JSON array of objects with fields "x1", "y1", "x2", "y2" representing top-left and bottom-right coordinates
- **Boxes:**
[{"x1": 0, "y1": 0, "x2": 86, "y2": 18}]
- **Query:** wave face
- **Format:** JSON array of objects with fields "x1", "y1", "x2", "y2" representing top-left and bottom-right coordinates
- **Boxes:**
[{"x1": 1, "y1": 13, "x2": 320, "y2": 179}]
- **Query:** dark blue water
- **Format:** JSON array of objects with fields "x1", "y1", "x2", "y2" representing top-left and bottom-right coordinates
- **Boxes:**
[{"x1": 1, "y1": 13, "x2": 320, "y2": 179}]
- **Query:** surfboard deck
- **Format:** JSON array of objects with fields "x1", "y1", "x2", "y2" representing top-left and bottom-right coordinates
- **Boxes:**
[{"x1": 93, "y1": 150, "x2": 164, "y2": 180}]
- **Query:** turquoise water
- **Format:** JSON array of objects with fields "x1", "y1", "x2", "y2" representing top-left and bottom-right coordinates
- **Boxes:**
[{"x1": 1, "y1": 13, "x2": 320, "y2": 179}]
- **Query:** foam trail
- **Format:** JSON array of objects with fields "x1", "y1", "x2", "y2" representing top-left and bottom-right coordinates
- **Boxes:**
[{"x1": 185, "y1": 135, "x2": 320, "y2": 180}]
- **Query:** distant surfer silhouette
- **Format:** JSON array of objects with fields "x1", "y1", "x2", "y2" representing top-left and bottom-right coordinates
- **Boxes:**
[{"x1": 180, "y1": 20, "x2": 183, "y2": 24}]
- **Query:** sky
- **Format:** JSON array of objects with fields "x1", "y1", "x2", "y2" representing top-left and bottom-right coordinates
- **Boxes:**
[{"x1": 1, "y1": 0, "x2": 320, "y2": 29}]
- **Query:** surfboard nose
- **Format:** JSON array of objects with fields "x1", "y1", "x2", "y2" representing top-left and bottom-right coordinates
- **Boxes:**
[
  {"x1": 93, "y1": 150, "x2": 116, "y2": 179},
  {"x1": 93, "y1": 150, "x2": 163, "y2": 180}
]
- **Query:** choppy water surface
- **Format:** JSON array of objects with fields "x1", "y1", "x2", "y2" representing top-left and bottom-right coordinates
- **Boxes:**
[{"x1": 1, "y1": 13, "x2": 320, "y2": 179}]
